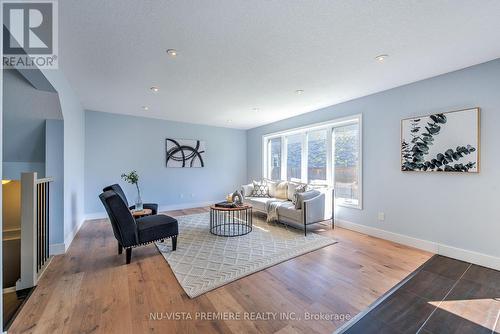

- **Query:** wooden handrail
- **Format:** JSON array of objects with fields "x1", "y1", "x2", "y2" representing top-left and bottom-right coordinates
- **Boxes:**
[{"x1": 36, "y1": 177, "x2": 54, "y2": 184}]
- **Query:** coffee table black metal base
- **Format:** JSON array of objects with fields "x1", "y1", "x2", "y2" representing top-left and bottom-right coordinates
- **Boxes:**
[{"x1": 210, "y1": 205, "x2": 252, "y2": 237}]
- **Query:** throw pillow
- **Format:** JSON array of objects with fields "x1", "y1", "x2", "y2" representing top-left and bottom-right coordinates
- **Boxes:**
[
  {"x1": 264, "y1": 179, "x2": 277, "y2": 198},
  {"x1": 288, "y1": 182, "x2": 307, "y2": 201},
  {"x1": 274, "y1": 181, "x2": 288, "y2": 199},
  {"x1": 295, "y1": 189, "x2": 321, "y2": 210},
  {"x1": 292, "y1": 184, "x2": 308, "y2": 206},
  {"x1": 250, "y1": 181, "x2": 270, "y2": 197}
]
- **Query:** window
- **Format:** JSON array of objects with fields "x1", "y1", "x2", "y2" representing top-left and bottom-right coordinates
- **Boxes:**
[
  {"x1": 307, "y1": 130, "x2": 327, "y2": 184},
  {"x1": 286, "y1": 134, "x2": 302, "y2": 181},
  {"x1": 333, "y1": 123, "x2": 360, "y2": 207},
  {"x1": 268, "y1": 137, "x2": 282, "y2": 180},
  {"x1": 263, "y1": 115, "x2": 362, "y2": 209}
]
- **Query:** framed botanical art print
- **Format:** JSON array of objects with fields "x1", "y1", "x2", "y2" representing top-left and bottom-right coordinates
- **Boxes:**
[{"x1": 401, "y1": 108, "x2": 480, "y2": 173}]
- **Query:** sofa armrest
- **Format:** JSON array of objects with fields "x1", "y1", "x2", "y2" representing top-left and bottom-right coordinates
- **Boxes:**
[
  {"x1": 241, "y1": 184, "x2": 254, "y2": 198},
  {"x1": 303, "y1": 193, "x2": 325, "y2": 225}
]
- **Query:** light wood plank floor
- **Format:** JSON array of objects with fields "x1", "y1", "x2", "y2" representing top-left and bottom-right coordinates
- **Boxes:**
[{"x1": 9, "y1": 208, "x2": 432, "y2": 334}]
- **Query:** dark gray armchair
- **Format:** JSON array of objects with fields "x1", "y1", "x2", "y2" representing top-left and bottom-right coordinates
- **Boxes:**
[
  {"x1": 99, "y1": 190, "x2": 178, "y2": 264},
  {"x1": 103, "y1": 183, "x2": 158, "y2": 215}
]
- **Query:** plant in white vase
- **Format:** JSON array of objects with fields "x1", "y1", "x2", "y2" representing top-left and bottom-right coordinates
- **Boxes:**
[{"x1": 121, "y1": 170, "x2": 143, "y2": 211}]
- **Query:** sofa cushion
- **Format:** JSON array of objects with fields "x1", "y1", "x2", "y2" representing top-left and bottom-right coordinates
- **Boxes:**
[
  {"x1": 245, "y1": 197, "x2": 286, "y2": 211},
  {"x1": 275, "y1": 181, "x2": 288, "y2": 199},
  {"x1": 277, "y1": 201, "x2": 302, "y2": 221},
  {"x1": 136, "y1": 214, "x2": 178, "y2": 244}
]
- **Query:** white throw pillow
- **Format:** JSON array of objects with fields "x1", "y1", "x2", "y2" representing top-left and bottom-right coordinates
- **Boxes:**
[
  {"x1": 274, "y1": 181, "x2": 288, "y2": 199},
  {"x1": 264, "y1": 179, "x2": 277, "y2": 198}
]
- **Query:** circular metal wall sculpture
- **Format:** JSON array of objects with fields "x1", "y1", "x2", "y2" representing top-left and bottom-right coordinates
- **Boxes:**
[{"x1": 166, "y1": 138, "x2": 206, "y2": 168}]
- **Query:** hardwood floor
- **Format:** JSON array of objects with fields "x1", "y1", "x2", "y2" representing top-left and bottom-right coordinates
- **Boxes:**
[{"x1": 9, "y1": 208, "x2": 432, "y2": 334}]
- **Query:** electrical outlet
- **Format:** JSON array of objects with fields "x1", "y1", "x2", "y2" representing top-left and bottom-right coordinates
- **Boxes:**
[
  {"x1": 378, "y1": 212, "x2": 385, "y2": 222},
  {"x1": 190, "y1": 193, "x2": 195, "y2": 198}
]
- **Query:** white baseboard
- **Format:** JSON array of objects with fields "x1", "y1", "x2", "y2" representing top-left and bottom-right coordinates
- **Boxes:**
[
  {"x1": 63, "y1": 218, "x2": 86, "y2": 252},
  {"x1": 437, "y1": 243, "x2": 500, "y2": 271},
  {"x1": 49, "y1": 243, "x2": 65, "y2": 255},
  {"x1": 336, "y1": 219, "x2": 500, "y2": 271},
  {"x1": 85, "y1": 200, "x2": 221, "y2": 221}
]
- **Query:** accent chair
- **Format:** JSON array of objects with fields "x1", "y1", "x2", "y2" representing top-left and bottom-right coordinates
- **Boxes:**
[{"x1": 99, "y1": 190, "x2": 178, "y2": 264}]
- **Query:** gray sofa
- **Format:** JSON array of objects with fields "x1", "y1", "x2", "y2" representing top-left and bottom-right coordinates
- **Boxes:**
[{"x1": 241, "y1": 180, "x2": 334, "y2": 235}]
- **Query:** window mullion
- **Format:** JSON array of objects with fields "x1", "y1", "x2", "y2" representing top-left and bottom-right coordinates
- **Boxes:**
[
  {"x1": 281, "y1": 136, "x2": 287, "y2": 181},
  {"x1": 301, "y1": 133, "x2": 308, "y2": 183},
  {"x1": 327, "y1": 128, "x2": 333, "y2": 186},
  {"x1": 265, "y1": 139, "x2": 270, "y2": 179},
  {"x1": 331, "y1": 128, "x2": 336, "y2": 192}
]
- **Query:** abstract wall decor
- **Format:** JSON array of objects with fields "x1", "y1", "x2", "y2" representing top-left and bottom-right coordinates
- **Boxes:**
[
  {"x1": 166, "y1": 138, "x2": 206, "y2": 168},
  {"x1": 401, "y1": 108, "x2": 480, "y2": 173}
]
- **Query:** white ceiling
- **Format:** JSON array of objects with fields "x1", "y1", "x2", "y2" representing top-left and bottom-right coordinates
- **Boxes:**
[{"x1": 59, "y1": 0, "x2": 500, "y2": 129}]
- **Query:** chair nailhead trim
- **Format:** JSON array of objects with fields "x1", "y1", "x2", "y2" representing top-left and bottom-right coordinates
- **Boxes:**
[{"x1": 125, "y1": 235, "x2": 178, "y2": 249}]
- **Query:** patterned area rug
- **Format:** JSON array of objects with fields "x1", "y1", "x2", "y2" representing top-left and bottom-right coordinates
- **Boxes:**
[{"x1": 156, "y1": 212, "x2": 337, "y2": 298}]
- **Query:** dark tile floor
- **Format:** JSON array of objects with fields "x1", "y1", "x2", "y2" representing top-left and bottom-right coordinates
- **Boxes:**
[{"x1": 344, "y1": 255, "x2": 500, "y2": 334}]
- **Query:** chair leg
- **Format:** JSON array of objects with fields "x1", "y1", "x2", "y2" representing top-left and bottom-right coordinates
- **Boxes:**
[
  {"x1": 118, "y1": 243, "x2": 123, "y2": 254},
  {"x1": 126, "y1": 248, "x2": 132, "y2": 264},
  {"x1": 172, "y1": 236, "x2": 177, "y2": 251}
]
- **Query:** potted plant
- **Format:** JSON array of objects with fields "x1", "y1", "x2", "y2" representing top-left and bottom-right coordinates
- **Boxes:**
[{"x1": 121, "y1": 170, "x2": 143, "y2": 211}]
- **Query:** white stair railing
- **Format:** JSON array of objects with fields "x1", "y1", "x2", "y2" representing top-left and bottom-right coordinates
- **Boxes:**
[{"x1": 16, "y1": 172, "x2": 53, "y2": 290}]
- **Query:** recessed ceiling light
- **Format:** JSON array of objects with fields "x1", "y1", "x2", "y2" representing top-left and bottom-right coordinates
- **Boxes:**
[
  {"x1": 295, "y1": 89, "x2": 304, "y2": 95},
  {"x1": 142, "y1": 106, "x2": 149, "y2": 111},
  {"x1": 166, "y1": 49, "x2": 178, "y2": 57},
  {"x1": 375, "y1": 54, "x2": 389, "y2": 62},
  {"x1": 150, "y1": 86, "x2": 159, "y2": 92}
]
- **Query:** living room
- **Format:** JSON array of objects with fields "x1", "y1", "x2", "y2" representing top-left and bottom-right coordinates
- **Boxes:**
[{"x1": 2, "y1": 1, "x2": 500, "y2": 333}]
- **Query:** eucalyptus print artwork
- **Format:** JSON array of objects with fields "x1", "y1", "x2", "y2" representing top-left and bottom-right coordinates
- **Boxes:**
[{"x1": 401, "y1": 108, "x2": 479, "y2": 172}]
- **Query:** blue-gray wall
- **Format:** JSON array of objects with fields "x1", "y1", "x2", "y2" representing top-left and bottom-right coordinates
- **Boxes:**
[
  {"x1": 45, "y1": 120, "x2": 64, "y2": 245},
  {"x1": 247, "y1": 59, "x2": 500, "y2": 259},
  {"x1": 84, "y1": 111, "x2": 247, "y2": 215},
  {"x1": 2, "y1": 70, "x2": 62, "y2": 180},
  {"x1": 42, "y1": 69, "x2": 86, "y2": 249}
]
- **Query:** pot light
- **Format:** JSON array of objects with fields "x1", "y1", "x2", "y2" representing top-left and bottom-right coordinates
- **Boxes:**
[
  {"x1": 166, "y1": 49, "x2": 178, "y2": 57},
  {"x1": 142, "y1": 106, "x2": 149, "y2": 111},
  {"x1": 150, "y1": 86, "x2": 159, "y2": 92},
  {"x1": 295, "y1": 89, "x2": 304, "y2": 95},
  {"x1": 375, "y1": 54, "x2": 389, "y2": 62}
]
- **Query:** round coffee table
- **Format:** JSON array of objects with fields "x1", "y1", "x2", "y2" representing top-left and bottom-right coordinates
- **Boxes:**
[
  {"x1": 131, "y1": 208, "x2": 152, "y2": 218},
  {"x1": 209, "y1": 204, "x2": 252, "y2": 237}
]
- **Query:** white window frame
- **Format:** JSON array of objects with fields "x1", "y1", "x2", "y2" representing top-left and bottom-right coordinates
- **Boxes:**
[{"x1": 262, "y1": 114, "x2": 362, "y2": 209}]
